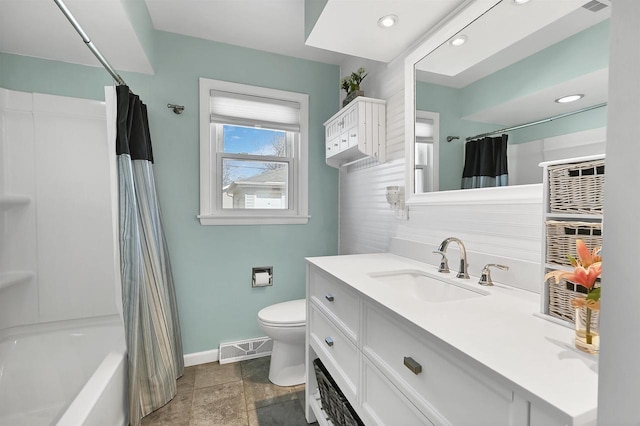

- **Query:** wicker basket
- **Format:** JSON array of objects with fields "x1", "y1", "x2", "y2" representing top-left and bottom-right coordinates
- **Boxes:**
[
  {"x1": 313, "y1": 358, "x2": 363, "y2": 426},
  {"x1": 546, "y1": 273, "x2": 600, "y2": 324},
  {"x1": 548, "y1": 159, "x2": 605, "y2": 214},
  {"x1": 545, "y1": 220, "x2": 602, "y2": 266}
]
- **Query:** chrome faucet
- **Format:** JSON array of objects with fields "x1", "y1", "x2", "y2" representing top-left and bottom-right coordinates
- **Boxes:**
[{"x1": 434, "y1": 237, "x2": 470, "y2": 279}]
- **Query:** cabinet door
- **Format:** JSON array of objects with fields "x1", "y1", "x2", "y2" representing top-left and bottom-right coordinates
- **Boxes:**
[
  {"x1": 309, "y1": 305, "x2": 359, "y2": 402},
  {"x1": 363, "y1": 301, "x2": 515, "y2": 425},
  {"x1": 309, "y1": 267, "x2": 360, "y2": 342},
  {"x1": 325, "y1": 115, "x2": 341, "y2": 141},
  {"x1": 361, "y1": 358, "x2": 434, "y2": 426}
]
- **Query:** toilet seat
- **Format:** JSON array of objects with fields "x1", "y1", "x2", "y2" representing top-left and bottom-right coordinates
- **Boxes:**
[{"x1": 258, "y1": 299, "x2": 306, "y2": 327}]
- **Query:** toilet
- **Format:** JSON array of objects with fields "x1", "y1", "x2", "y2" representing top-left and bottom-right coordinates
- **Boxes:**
[{"x1": 257, "y1": 299, "x2": 306, "y2": 387}]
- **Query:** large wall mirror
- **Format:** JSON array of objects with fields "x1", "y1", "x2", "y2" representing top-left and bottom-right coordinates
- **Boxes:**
[{"x1": 405, "y1": 0, "x2": 610, "y2": 202}]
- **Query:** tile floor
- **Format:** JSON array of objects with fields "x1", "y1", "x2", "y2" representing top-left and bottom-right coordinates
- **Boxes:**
[{"x1": 141, "y1": 356, "x2": 317, "y2": 426}]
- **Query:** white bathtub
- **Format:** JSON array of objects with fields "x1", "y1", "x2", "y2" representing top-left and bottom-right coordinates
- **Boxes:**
[{"x1": 0, "y1": 315, "x2": 127, "y2": 426}]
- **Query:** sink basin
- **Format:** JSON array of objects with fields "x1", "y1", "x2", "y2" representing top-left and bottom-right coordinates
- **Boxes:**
[{"x1": 368, "y1": 269, "x2": 487, "y2": 303}]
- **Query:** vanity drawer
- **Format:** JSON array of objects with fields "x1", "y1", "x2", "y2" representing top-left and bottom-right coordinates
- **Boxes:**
[
  {"x1": 361, "y1": 357, "x2": 434, "y2": 426},
  {"x1": 309, "y1": 267, "x2": 360, "y2": 342},
  {"x1": 309, "y1": 304, "x2": 359, "y2": 402},
  {"x1": 363, "y1": 301, "x2": 514, "y2": 425}
]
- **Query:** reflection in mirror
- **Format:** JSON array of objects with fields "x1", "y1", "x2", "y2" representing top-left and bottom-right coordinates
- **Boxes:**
[
  {"x1": 415, "y1": 111, "x2": 439, "y2": 192},
  {"x1": 411, "y1": 0, "x2": 610, "y2": 194}
]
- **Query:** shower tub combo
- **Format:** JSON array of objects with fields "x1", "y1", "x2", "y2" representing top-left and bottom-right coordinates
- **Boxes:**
[{"x1": 0, "y1": 315, "x2": 127, "y2": 426}]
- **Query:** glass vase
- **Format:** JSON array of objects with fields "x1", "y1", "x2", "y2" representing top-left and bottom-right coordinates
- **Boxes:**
[{"x1": 574, "y1": 306, "x2": 599, "y2": 354}]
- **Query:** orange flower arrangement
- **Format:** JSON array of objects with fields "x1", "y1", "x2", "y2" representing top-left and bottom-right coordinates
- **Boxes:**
[
  {"x1": 544, "y1": 239, "x2": 602, "y2": 308},
  {"x1": 545, "y1": 239, "x2": 602, "y2": 349}
]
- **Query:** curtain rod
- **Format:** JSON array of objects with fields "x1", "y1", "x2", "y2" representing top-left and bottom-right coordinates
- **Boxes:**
[
  {"x1": 53, "y1": 0, "x2": 126, "y2": 86},
  {"x1": 465, "y1": 102, "x2": 608, "y2": 142}
]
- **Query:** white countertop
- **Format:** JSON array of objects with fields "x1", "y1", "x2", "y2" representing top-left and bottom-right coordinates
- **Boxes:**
[{"x1": 306, "y1": 253, "x2": 598, "y2": 423}]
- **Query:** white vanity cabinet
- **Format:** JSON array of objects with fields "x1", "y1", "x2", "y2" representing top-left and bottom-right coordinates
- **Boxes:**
[
  {"x1": 305, "y1": 262, "x2": 551, "y2": 426},
  {"x1": 323, "y1": 97, "x2": 386, "y2": 168},
  {"x1": 362, "y1": 301, "x2": 516, "y2": 425}
]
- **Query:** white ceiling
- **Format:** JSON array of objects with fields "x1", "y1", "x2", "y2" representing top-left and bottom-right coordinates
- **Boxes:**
[
  {"x1": 413, "y1": 0, "x2": 611, "y2": 127},
  {"x1": 0, "y1": 0, "x2": 612, "y2": 129},
  {"x1": 416, "y1": 0, "x2": 610, "y2": 88},
  {"x1": 0, "y1": 0, "x2": 475, "y2": 74},
  {"x1": 0, "y1": 0, "x2": 153, "y2": 74},
  {"x1": 305, "y1": 0, "x2": 468, "y2": 63},
  {"x1": 417, "y1": 0, "x2": 590, "y2": 83},
  {"x1": 143, "y1": 0, "x2": 348, "y2": 65},
  {"x1": 463, "y1": 68, "x2": 609, "y2": 126}
]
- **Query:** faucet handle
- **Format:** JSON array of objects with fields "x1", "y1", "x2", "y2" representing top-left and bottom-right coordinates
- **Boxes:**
[
  {"x1": 432, "y1": 250, "x2": 450, "y2": 273},
  {"x1": 478, "y1": 264, "x2": 509, "y2": 286}
]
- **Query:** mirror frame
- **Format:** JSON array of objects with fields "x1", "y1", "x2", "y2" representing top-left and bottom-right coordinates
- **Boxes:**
[{"x1": 404, "y1": 0, "x2": 544, "y2": 206}]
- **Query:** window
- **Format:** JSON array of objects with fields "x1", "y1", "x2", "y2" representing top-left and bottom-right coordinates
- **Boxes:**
[{"x1": 199, "y1": 78, "x2": 309, "y2": 225}]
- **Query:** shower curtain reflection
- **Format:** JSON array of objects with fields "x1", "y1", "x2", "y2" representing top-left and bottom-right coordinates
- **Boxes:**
[
  {"x1": 461, "y1": 134, "x2": 509, "y2": 189},
  {"x1": 115, "y1": 85, "x2": 184, "y2": 425}
]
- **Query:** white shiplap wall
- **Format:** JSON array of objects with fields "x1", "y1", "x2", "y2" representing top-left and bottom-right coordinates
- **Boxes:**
[
  {"x1": 337, "y1": 57, "x2": 544, "y2": 291},
  {"x1": 339, "y1": 58, "x2": 405, "y2": 254}
]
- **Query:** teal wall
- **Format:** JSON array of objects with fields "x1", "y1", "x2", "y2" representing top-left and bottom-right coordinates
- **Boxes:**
[
  {"x1": 416, "y1": 20, "x2": 610, "y2": 191},
  {"x1": 416, "y1": 82, "x2": 501, "y2": 191},
  {"x1": 120, "y1": 0, "x2": 157, "y2": 69},
  {"x1": 0, "y1": 30, "x2": 340, "y2": 354}
]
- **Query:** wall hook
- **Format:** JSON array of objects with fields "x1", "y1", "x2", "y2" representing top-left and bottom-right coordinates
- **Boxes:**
[
  {"x1": 167, "y1": 103, "x2": 185, "y2": 114},
  {"x1": 446, "y1": 136, "x2": 460, "y2": 143}
]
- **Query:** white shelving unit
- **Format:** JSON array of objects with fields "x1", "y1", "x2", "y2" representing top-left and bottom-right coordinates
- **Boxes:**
[{"x1": 539, "y1": 154, "x2": 605, "y2": 325}]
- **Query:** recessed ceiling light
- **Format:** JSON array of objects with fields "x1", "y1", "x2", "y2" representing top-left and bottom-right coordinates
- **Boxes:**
[
  {"x1": 513, "y1": 0, "x2": 531, "y2": 5},
  {"x1": 555, "y1": 94, "x2": 585, "y2": 103},
  {"x1": 449, "y1": 35, "x2": 468, "y2": 47},
  {"x1": 378, "y1": 15, "x2": 398, "y2": 28}
]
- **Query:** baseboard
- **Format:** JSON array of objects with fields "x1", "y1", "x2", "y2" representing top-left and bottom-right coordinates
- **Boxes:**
[{"x1": 183, "y1": 349, "x2": 219, "y2": 367}]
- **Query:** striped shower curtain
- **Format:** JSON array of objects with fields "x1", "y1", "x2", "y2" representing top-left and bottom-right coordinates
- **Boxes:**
[{"x1": 115, "y1": 85, "x2": 184, "y2": 425}]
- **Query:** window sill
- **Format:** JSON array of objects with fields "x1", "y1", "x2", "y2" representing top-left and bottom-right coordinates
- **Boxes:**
[{"x1": 197, "y1": 214, "x2": 310, "y2": 226}]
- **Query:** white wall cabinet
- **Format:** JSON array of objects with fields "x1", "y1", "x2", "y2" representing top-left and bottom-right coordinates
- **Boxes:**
[
  {"x1": 323, "y1": 97, "x2": 386, "y2": 168},
  {"x1": 305, "y1": 263, "x2": 570, "y2": 426}
]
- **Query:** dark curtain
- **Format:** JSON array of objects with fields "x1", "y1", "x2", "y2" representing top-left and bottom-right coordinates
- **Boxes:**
[
  {"x1": 461, "y1": 134, "x2": 509, "y2": 189},
  {"x1": 116, "y1": 85, "x2": 184, "y2": 426}
]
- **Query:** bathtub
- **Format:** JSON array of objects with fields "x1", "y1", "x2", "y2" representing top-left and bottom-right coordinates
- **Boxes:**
[{"x1": 0, "y1": 315, "x2": 127, "y2": 426}]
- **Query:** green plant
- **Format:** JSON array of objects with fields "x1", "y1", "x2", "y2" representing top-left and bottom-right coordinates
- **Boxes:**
[{"x1": 340, "y1": 67, "x2": 367, "y2": 94}]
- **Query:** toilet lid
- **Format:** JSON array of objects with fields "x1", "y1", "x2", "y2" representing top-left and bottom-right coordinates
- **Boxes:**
[{"x1": 258, "y1": 299, "x2": 306, "y2": 326}]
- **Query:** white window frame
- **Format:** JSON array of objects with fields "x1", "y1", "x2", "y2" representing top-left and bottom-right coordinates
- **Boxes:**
[{"x1": 198, "y1": 78, "x2": 309, "y2": 225}]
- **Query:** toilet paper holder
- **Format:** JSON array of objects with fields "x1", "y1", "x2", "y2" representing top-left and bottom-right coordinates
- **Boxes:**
[{"x1": 252, "y1": 266, "x2": 273, "y2": 287}]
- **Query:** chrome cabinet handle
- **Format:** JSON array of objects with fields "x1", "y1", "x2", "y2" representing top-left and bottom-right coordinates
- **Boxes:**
[
  {"x1": 325, "y1": 294, "x2": 334, "y2": 302},
  {"x1": 404, "y1": 356, "x2": 422, "y2": 375},
  {"x1": 325, "y1": 337, "x2": 334, "y2": 347}
]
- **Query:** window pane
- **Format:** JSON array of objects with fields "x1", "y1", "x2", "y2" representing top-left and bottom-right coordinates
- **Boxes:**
[
  {"x1": 222, "y1": 125, "x2": 288, "y2": 157},
  {"x1": 222, "y1": 158, "x2": 289, "y2": 209}
]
